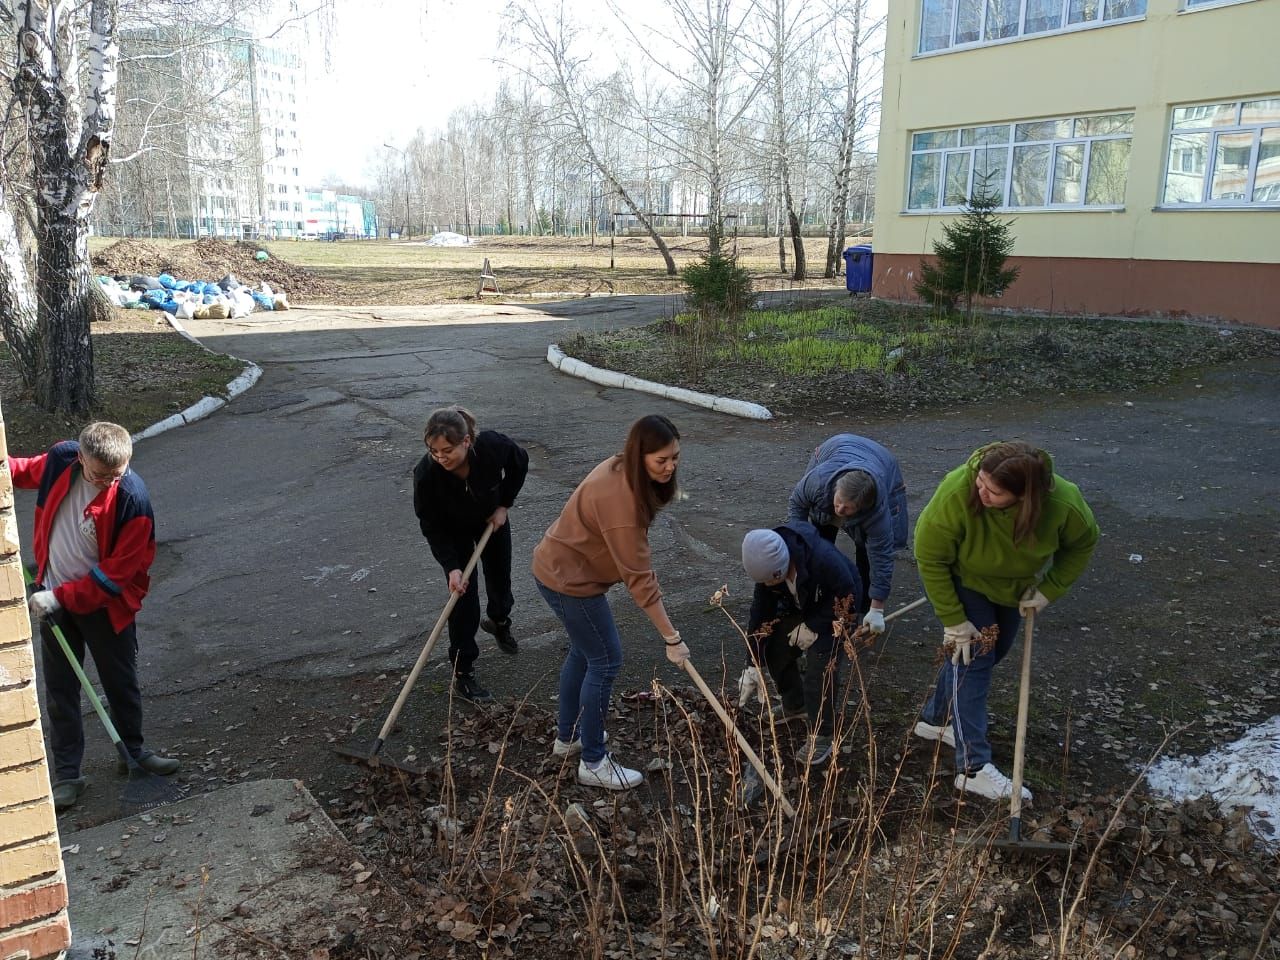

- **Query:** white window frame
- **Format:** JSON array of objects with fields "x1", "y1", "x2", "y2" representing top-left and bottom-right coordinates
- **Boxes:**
[
  {"x1": 905, "y1": 112, "x2": 1133, "y2": 213},
  {"x1": 1159, "y1": 97, "x2": 1280, "y2": 208},
  {"x1": 917, "y1": 0, "x2": 1146, "y2": 55},
  {"x1": 1182, "y1": 0, "x2": 1259, "y2": 10}
]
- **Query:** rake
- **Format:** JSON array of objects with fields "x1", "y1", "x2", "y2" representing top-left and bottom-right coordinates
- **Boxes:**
[{"x1": 335, "y1": 523, "x2": 494, "y2": 776}]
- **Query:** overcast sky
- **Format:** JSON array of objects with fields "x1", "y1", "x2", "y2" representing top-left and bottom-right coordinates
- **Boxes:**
[
  {"x1": 296, "y1": 0, "x2": 513, "y2": 187},
  {"x1": 295, "y1": 0, "x2": 888, "y2": 188}
]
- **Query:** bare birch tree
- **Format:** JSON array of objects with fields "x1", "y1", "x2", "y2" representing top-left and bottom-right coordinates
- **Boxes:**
[
  {"x1": 508, "y1": 1, "x2": 678, "y2": 274},
  {"x1": 822, "y1": 0, "x2": 884, "y2": 278},
  {"x1": 745, "y1": 0, "x2": 829, "y2": 280},
  {"x1": 611, "y1": 0, "x2": 762, "y2": 257}
]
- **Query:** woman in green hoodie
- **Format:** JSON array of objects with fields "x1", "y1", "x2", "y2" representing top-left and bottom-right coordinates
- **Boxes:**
[{"x1": 912, "y1": 441, "x2": 1099, "y2": 803}]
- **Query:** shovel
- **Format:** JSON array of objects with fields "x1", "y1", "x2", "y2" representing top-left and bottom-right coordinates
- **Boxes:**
[
  {"x1": 682, "y1": 658, "x2": 796, "y2": 819},
  {"x1": 335, "y1": 523, "x2": 494, "y2": 775},
  {"x1": 24, "y1": 567, "x2": 186, "y2": 812},
  {"x1": 988, "y1": 610, "x2": 1074, "y2": 857}
]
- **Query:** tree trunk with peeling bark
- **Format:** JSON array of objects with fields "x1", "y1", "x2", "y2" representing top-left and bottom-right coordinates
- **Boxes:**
[
  {"x1": 13, "y1": 0, "x2": 119, "y2": 415},
  {"x1": 0, "y1": 189, "x2": 41, "y2": 389}
]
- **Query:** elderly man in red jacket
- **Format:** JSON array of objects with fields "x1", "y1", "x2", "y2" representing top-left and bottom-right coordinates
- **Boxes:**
[{"x1": 9, "y1": 421, "x2": 179, "y2": 812}]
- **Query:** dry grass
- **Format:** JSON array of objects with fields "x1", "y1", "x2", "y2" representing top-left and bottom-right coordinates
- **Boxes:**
[{"x1": 88, "y1": 235, "x2": 853, "y2": 306}]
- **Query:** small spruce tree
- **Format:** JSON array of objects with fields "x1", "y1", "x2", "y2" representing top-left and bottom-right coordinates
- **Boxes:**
[{"x1": 915, "y1": 190, "x2": 1021, "y2": 318}]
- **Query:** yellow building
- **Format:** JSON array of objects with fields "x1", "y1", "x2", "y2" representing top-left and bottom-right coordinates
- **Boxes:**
[{"x1": 872, "y1": 0, "x2": 1280, "y2": 327}]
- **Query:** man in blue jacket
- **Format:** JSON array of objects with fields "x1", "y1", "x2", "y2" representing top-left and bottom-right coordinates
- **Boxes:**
[
  {"x1": 788, "y1": 434, "x2": 908, "y2": 637},
  {"x1": 740, "y1": 522, "x2": 861, "y2": 767}
]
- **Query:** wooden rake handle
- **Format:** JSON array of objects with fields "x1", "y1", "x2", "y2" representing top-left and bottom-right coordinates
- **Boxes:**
[
  {"x1": 682, "y1": 658, "x2": 797, "y2": 819},
  {"x1": 373, "y1": 523, "x2": 496, "y2": 748}
]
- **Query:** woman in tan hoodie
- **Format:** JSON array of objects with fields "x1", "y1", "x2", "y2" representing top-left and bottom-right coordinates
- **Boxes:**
[{"x1": 532, "y1": 414, "x2": 690, "y2": 791}]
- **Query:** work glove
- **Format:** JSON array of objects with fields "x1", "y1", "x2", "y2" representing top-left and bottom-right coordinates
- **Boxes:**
[
  {"x1": 663, "y1": 631, "x2": 690, "y2": 666},
  {"x1": 943, "y1": 621, "x2": 982, "y2": 666},
  {"x1": 788, "y1": 622, "x2": 818, "y2": 651},
  {"x1": 861, "y1": 608, "x2": 886, "y2": 635},
  {"x1": 1019, "y1": 587, "x2": 1050, "y2": 616},
  {"x1": 28, "y1": 590, "x2": 60, "y2": 620},
  {"x1": 736, "y1": 666, "x2": 766, "y2": 706}
]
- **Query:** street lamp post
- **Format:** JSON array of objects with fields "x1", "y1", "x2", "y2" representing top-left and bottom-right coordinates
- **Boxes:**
[{"x1": 383, "y1": 142, "x2": 410, "y2": 239}]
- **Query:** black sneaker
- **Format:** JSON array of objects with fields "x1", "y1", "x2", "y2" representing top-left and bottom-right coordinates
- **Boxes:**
[
  {"x1": 453, "y1": 673, "x2": 494, "y2": 704},
  {"x1": 481, "y1": 617, "x2": 518, "y2": 655}
]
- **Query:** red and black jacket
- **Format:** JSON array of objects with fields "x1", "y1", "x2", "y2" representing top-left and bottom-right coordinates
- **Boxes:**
[{"x1": 8, "y1": 440, "x2": 156, "y2": 633}]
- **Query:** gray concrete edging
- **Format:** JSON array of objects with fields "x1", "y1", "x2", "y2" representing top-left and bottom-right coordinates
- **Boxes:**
[
  {"x1": 546, "y1": 344, "x2": 773, "y2": 421},
  {"x1": 130, "y1": 316, "x2": 262, "y2": 443}
]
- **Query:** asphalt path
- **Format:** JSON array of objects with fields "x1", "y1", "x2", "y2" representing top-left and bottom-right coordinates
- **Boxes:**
[{"x1": 15, "y1": 296, "x2": 1279, "y2": 812}]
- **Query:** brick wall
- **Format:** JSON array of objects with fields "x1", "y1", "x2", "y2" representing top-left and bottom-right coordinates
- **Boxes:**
[{"x1": 0, "y1": 412, "x2": 70, "y2": 960}]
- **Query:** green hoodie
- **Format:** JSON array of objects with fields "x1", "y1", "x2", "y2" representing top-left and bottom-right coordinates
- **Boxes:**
[{"x1": 913, "y1": 445, "x2": 1099, "y2": 626}]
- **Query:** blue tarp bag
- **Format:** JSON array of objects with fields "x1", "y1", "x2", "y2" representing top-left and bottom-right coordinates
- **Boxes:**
[{"x1": 157, "y1": 273, "x2": 177, "y2": 289}]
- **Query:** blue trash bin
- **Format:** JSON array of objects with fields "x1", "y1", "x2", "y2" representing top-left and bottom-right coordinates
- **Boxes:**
[{"x1": 843, "y1": 245, "x2": 873, "y2": 293}]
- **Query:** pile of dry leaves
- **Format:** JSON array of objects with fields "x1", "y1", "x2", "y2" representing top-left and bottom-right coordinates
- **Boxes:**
[{"x1": 239, "y1": 692, "x2": 1279, "y2": 959}]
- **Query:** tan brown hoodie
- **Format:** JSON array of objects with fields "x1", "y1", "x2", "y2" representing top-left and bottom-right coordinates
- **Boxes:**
[{"x1": 531, "y1": 456, "x2": 667, "y2": 623}]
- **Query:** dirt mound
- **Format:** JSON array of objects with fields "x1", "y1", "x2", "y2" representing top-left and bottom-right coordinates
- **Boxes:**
[{"x1": 93, "y1": 238, "x2": 336, "y2": 301}]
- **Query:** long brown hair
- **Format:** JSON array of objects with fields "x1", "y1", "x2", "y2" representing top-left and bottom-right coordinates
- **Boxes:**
[
  {"x1": 621, "y1": 414, "x2": 680, "y2": 526},
  {"x1": 967, "y1": 441, "x2": 1054, "y2": 545},
  {"x1": 423, "y1": 406, "x2": 477, "y2": 446}
]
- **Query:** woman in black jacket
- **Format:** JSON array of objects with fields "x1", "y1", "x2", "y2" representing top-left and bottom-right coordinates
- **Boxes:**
[{"x1": 412, "y1": 406, "x2": 529, "y2": 703}]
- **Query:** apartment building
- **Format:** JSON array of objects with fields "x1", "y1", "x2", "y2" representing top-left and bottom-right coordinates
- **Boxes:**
[
  {"x1": 872, "y1": 0, "x2": 1279, "y2": 327},
  {"x1": 96, "y1": 28, "x2": 305, "y2": 240}
]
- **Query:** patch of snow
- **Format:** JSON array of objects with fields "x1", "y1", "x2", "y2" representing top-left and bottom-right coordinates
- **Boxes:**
[
  {"x1": 424, "y1": 231, "x2": 473, "y2": 247},
  {"x1": 1146, "y1": 715, "x2": 1280, "y2": 848}
]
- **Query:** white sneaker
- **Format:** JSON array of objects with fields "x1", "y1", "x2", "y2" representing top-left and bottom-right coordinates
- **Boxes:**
[
  {"x1": 954, "y1": 763, "x2": 1032, "y2": 804},
  {"x1": 552, "y1": 731, "x2": 607, "y2": 757},
  {"x1": 913, "y1": 720, "x2": 956, "y2": 749},
  {"x1": 577, "y1": 754, "x2": 643, "y2": 791}
]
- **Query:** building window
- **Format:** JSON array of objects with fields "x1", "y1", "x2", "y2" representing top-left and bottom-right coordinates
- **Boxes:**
[
  {"x1": 1162, "y1": 97, "x2": 1280, "y2": 205},
  {"x1": 919, "y1": 0, "x2": 1145, "y2": 53},
  {"x1": 908, "y1": 112, "x2": 1133, "y2": 210}
]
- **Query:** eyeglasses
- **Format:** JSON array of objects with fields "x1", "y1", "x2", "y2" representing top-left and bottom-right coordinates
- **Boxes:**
[
  {"x1": 80, "y1": 457, "x2": 127, "y2": 485},
  {"x1": 427, "y1": 441, "x2": 466, "y2": 461}
]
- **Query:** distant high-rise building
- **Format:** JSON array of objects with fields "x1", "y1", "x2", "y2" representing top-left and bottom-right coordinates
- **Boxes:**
[{"x1": 94, "y1": 26, "x2": 306, "y2": 240}]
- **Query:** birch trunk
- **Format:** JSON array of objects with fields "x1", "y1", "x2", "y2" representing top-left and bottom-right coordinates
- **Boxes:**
[
  {"x1": 15, "y1": 0, "x2": 119, "y2": 414},
  {"x1": 825, "y1": 0, "x2": 864, "y2": 278},
  {"x1": 0, "y1": 191, "x2": 41, "y2": 388}
]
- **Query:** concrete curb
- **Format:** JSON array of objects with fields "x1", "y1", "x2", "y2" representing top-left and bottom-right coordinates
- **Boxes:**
[
  {"x1": 131, "y1": 316, "x2": 263, "y2": 443},
  {"x1": 546, "y1": 344, "x2": 773, "y2": 421}
]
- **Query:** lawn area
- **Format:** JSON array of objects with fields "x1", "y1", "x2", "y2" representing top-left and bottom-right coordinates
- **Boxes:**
[
  {"x1": 561, "y1": 298, "x2": 1280, "y2": 415},
  {"x1": 0, "y1": 314, "x2": 246, "y2": 454},
  {"x1": 88, "y1": 234, "x2": 850, "y2": 305}
]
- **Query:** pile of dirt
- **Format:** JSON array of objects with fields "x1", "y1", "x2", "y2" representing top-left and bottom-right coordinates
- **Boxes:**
[
  {"x1": 92, "y1": 238, "x2": 337, "y2": 301},
  {"x1": 230, "y1": 695, "x2": 1279, "y2": 960}
]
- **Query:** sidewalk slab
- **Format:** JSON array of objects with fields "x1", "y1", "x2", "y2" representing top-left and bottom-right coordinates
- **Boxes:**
[{"x1": 62, "y1": 779, "x2": 358, "y2": 958}]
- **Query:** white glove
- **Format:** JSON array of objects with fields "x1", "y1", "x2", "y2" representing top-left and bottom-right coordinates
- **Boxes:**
[
  {"x1": 788, "y1": 622, "x2": 818, "y2": 651},
  {"x1": 662, "y1": 631, "x2": 690, "y2": 666},
  {"x1": 861, "y1": 608, "x2": 886, "y2": 635},
  {"x1": 1019, "y1": 587, "x2": 1049, "y2": 616},
  {"x1": 736, "y1": 666, "x2": 766, "y2": 706},
  {"x1": 29, "y1": 590, "x2": 60, "y2": 620},
  {"x1": 943, "y1": 621, "x2": 982, "y2": 666}
]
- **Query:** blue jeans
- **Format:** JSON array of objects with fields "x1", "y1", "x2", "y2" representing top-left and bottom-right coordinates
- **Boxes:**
[
  {"x1": 536, "y1": 580, "x2": 621, "y2": 765},
  {"x1": 921, "y1": 581, "x2": 1022, "y2": 774}
]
